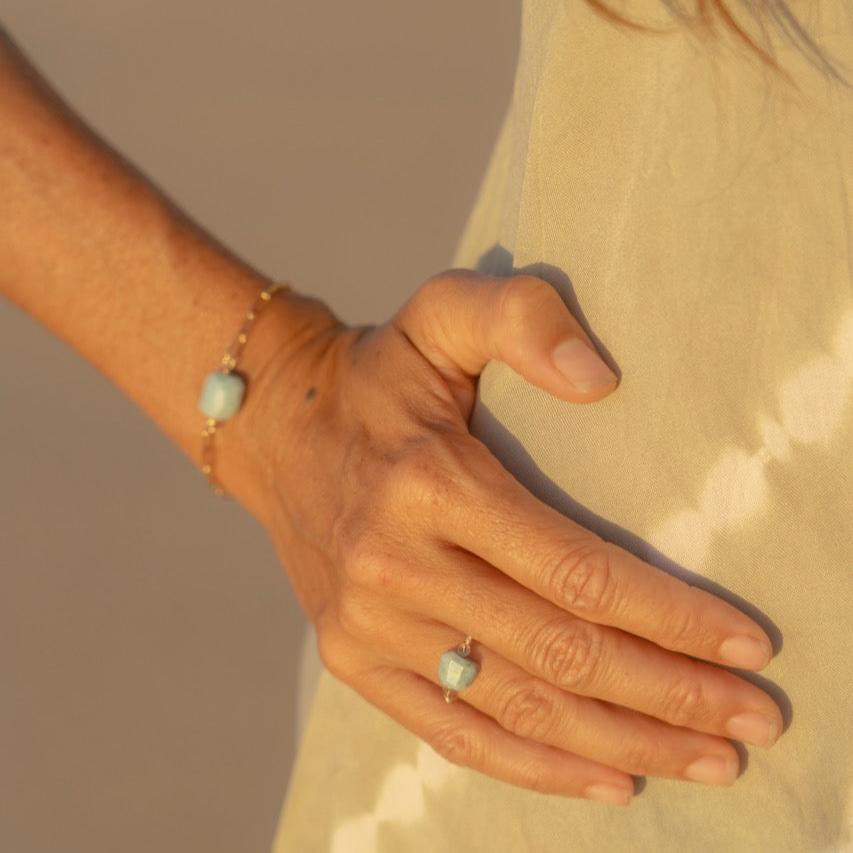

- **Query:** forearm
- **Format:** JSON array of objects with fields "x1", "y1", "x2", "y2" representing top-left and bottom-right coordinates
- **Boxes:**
[{"x1": 0, "y1": 27, "x2": 343, "y2": 521}]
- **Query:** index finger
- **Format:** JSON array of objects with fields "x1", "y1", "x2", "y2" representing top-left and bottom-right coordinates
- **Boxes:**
[{"x1": 440, "y1": 439, "x2": 774, "y2": 671}]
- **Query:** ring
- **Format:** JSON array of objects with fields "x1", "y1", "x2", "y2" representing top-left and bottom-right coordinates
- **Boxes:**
[{"x1": 438, "y1": 634, "x2": 480, "y2": 703}]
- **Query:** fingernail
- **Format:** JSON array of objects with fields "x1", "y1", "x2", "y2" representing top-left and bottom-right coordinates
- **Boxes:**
[
  {"x1": 719, "y1": 635, "x2": 772, "y2": 669},
  {"x1": 551, "y1": 337, "x2": 617, "y2": 392},
  {"x1": 583, "y1": 783, "x2": 633, "y2": 805},
  {"x1": 683, "y1": 755, "x2": 739, "y2": 785},
  {"x1": 726, "y1": 711, "x2": 780, "y2": 747}
]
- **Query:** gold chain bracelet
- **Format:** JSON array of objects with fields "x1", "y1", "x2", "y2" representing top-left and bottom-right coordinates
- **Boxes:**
[{"x1": 197, "y1": 281, "x2": 292, "y2": 497}]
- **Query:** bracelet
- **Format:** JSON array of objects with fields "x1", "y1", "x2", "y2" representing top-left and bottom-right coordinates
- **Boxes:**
[{"x1": 197, "y1": 280, "x2": 292, "y2": 497}]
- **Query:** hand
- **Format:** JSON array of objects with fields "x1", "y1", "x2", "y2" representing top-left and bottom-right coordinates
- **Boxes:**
[{"x1": 248, "y1": 269, "x2": 782, "y2": 805}]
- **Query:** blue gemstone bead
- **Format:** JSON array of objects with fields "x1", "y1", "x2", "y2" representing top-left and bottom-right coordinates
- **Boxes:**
[
  {"x1": 438, "y1": 650, "x2": 480, "y2": 691},
  {"x1": 198, "y1": 371, "x2": 246, "y2": 421}
]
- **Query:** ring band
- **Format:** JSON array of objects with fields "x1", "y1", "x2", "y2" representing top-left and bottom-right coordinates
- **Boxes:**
[{"x1": 438, "y1": 634, "x2": 480, "y2": 703}]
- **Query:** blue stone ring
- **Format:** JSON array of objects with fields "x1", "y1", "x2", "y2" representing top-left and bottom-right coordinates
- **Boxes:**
[{"x1": 438, "y1": 635, "x2": 480, "y2": 703}]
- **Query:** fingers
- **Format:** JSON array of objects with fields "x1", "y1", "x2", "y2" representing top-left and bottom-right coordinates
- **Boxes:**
[
  {"x1": 397, "y1": 545, "x2": 783, "y2": 748},
  {"x1": 430, "y1": 436, "x2": 775, "y2": 672},
  {"x1": 340, "y1": 644, "x2": 637, "y2": 804},
  {"x1": 393, "y1": 271, "x2": 619, "y2": 405},
  {"x1": 390, "y1": 271, "x2": 772, "y2": 669},
  {"x1": 365, "y1": 613, "x2": 744, "y2": 787}
]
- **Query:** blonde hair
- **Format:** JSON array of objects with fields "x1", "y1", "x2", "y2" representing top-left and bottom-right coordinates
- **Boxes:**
[{"x1": 584, "y1": 0, "x2": 850, "y2": 85}]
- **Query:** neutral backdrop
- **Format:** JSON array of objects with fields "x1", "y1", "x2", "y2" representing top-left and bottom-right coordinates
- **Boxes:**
[{"x1": 0, "y1": 3, "x2": 519, "y2": 852}]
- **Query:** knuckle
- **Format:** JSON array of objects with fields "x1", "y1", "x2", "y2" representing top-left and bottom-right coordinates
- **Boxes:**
[
  {"x1": 388, "y1": 440, "x2": 448, "y2": 505},
  {"x1": 515, "y1": 758, "x2": 556, "y2": 795},
  {"x1": 659, "y1": 593, "x2": 704, "y2": 649},
  {"x1": 659, "y1": 674, "x2": 706, "y2": 727},
  {"x1": 498, "y1": 276, "x2": 557, "y2": 333},
  {"x1": 496, "y1": 680, "x2": 558, "y2": 741},
  {"x1": 335, "y1": 594, "x2": 376, "y2": 641},
  {"x1": 617, "y1": 736, "x2": 659, "y2": 775},
  {"x1": 544, "y1": 540, "x2": 615, "y2": 614},
  {"x1": 342, "y1": 530, "x2": 402, "y2": 593},
  {"x1": 531, "y1": 620, "x2": 601, "y2": 691},
  {"x1": 388, "y1": 433, "x2": 469, "y2": 514},
  {"x1": 428, "y1": 723, "x2": 480, "y2": 768}
]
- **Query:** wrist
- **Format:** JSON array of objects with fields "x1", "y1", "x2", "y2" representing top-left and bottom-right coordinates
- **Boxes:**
[{"x1": 211, "y1": 286, "x2": 348, "y2": 525}]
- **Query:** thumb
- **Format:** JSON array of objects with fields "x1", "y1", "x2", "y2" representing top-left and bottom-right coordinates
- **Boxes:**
[{"x1": 394, "y1": 269, "x2": 619, "y2": 404}]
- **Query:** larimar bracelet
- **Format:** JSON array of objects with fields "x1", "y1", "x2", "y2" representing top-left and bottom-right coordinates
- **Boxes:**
[{"x1": 197, "y1": 281, "x2": 292, "y2": 496}]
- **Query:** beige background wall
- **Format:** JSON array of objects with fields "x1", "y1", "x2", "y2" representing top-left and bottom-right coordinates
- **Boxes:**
[{"x1": 0, "y1": 3, "x2": 518, "y2": 851}]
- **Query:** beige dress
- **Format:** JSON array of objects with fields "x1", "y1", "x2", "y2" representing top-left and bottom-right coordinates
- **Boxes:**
[{"x1": 273, "y1": 2, "x2": 853, "y2": 850}]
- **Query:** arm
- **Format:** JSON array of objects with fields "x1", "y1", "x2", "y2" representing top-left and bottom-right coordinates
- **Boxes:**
[
  {"x1": 0, "y1": 24, "x2": 783, "y2": 802},
  {"x1": 0, "y1": 26, "x2": 344, "y2": 525}
]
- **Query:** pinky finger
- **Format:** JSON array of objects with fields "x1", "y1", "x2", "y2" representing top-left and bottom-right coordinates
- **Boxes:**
[{"x1": 354, "y1": 663, "x2": 636, "y2": 805}]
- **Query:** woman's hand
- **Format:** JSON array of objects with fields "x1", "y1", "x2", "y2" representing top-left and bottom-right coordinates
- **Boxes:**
[
  {"x1": 247, "y1": 269, "x2": 782, "y2": 805},
  {"x1": 0, "y1": 16, "x2": 782, "y2": 809}
]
